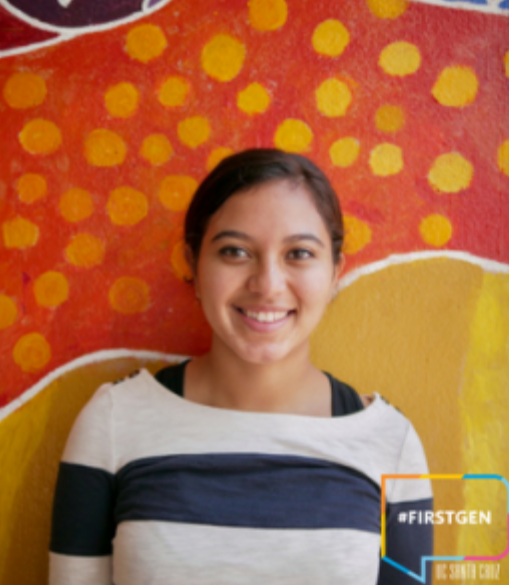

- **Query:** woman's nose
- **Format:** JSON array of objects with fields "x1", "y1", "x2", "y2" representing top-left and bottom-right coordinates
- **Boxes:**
[{"x1": 246, "y1": 256, "x2": 286, "y2": 296}]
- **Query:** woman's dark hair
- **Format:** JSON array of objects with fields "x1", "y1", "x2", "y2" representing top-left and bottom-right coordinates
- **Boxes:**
[{"x1": 185, "y1": 148, "x2": 344, "y2": 265}]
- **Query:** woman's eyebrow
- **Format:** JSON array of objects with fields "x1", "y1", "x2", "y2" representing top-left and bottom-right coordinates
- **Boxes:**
[
  {"x1": 284, "y1": 234, "x2": 325, "y2": 247},
  {"x1": 211, "y1": 231, "x2": 325, "y2": 247},
  {"x1": 211, "y1": 230, "x2": 251, "y2": 242}
]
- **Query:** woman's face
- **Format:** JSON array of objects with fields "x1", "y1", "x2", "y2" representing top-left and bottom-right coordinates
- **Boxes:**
[{"x1": 193, "y1": 179, "x2": 343, "y2": 365}]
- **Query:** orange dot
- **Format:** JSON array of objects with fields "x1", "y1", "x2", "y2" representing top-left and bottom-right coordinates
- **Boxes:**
[
  {"x1": 171, "y1": 240, "x2": 193, "y2": 281},
  {"x1": 2, "y1": 216, "x2": 39, "y2": 249},
  {"x1": 139, "y1": 134, "x2": 174, "y2": 166},
  {"x1": 0, "y1": 295, "x2": 18, "y2": 329},
  {"x1": 375, "y1": 105, "x2": 405, "y2": 133},
  {"x1": 16, "y1": 173, "x2": 47, "y2": 203},
  {"x1": 84, "y1": 129, "x2": 127, "y2": 167},
  {"x1": 343, "y1": 215, "x2": 372, "y2": 255},
  {"x1": 274, "y1": 119, "x2": 313, "y2": 153},
  {"x1": 59, "y1": 188, "x2": 94, "y2": 222},
  {"x1": 107, "y1": 186, "x2": 148, "y2": 226},
  {"x1": 157, "y1": 76, "x2": 191, "y2": 108},
  {"x1": 109, "y1": 277, "x2": 150, "y2": 314},
  {"x1": 19, "y1": 119, "x2": 62, "y2": 155},
  {"x1": 33, "y1": 271, "x2": 69, "y2": 308},
  {"x1": 158, "y1": 175, "x2": 198, "y2": 211},
  {"x1": 206, "y1": 147, "x2": 234, "y2": 171},
  {"x1": 13, "y1": 332, "x2": 51, "y2": 373},
  {"x1": 201, "y1": 34, "x2": 246, "y2": 82},
  {"x1": 419, "y1": 214, "x2": 452, "y2": 247},
  {"x1": 3, "y1": 72, "x2": 47, "y2": 109},
  {"x1": 237, "y1": 83, "x2": 271, "y2": 115},
  {"x1": 367, "y1": 0, "x2": 408, "y2": 19},
  {"x1": 178, "y1": 116, "x2": 211, "y2": 149},
  {"x1": 104, "y1": 82, "x2": 139, "y2": 118},
  {"x1": 65, "y1": 233, "x2": 105, "y2": 268},
  {"x1": 248, "y1": 0, "x2": 288, "y2": 31},
  {"x1": 125, "y1": 24, "x2": 167, "y2": 63}
]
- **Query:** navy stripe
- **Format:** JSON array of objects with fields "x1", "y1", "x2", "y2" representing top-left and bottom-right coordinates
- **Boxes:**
[
  {"x1": 115, "y1": 453, "x2": 381, "y2": 531},
  {"x1": 50, "y1": 462, "x2": 115, "y2": 556}
]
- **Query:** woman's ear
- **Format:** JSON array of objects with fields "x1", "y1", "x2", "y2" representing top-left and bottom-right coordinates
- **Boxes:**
[
  {"x1": 331, "y1": 253, "x2": 346, "y2": 299},
  {"x1": 184, "y1": 245, "x2": 199, "y2": 298}
]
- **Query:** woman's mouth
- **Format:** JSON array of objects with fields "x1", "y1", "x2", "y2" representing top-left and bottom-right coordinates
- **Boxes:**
[{"x1": 235, "y1": 307, "x2": 295, "y2": 327}]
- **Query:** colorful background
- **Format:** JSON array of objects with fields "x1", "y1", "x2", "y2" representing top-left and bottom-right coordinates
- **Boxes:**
[{"x1": 0, "y1": 0, "x2": 508, "y2": 583}]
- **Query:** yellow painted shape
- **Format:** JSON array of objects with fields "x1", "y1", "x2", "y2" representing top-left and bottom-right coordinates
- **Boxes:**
[
  {"x1": 237, "y1": 83, "x2": 271, "y2": 115},
  {"x1": 375, "y1": 104, "x2": 405, "y2": 133},
  {"x1": 16, "y1": 173, "x2": 47, "y2": 204},
  {"x1": 248, "y1": 0, "x2": 287, "y2": 31},
  {"x1": 59, "y1": 188, "x2": 94, "y2": 222},
  {"x1": 419, "y1": 214, "x2": 452, "y2": 247},
  {"x1": 274, "y1": 119, "x2": 313, "y2": 153},
  {"x1": 0, "y1": 294, "x2": 17, "y2": 329},
  {"x1": 13, "y1": 332, "x2": 51, "y2": 372},
  {"x1": 107, "y1": 186, "x2": 148, "y2": 226},
  {"x1": 104, "y1": 82, "x2": 139, "y2": 118},
  {"x1": 33, "y1": 271, "x2": 69, "y2": 308},
  {"x1": 3, "y1": 72, "x2": 47, "y2": 109},
  {"x1": 157, "y1": 76, "x2": 191, "y2": 107},
  {"x1": 206, "y1": 147, "x2": 234, "y2": 172},
  {"x1": 312, "y1": 19, "x2": 350, "y2": 57},
  {"x1": 125, "y1": 24, "x2": 167, "y2": 63},
  {"x1": 329, "y1": 137, "x2": 360, "y2": 168},
  {"x1": 432, "y1": 66, "x2": 478, "y2": 108},
  {"x1": 19, "y1": 119, "x2": 62, "y2": 155},
  {"x1": 158, "y1": 175, "x2": 198, "y2": 212},
  {"x1": 109, "y1": 277, "x2": 150, "y2": 314},
  {"x1": 366, "y1": 0, "x2": 409, "y2": 19},
  {"x1": 343, "y1": 215, "x2": 371, "y2": 254},
  {"x1": 505, "y1": 50, "x2": 509, "y2": 78},
  {"x1": 316, "y1": 78, "x2": 352, "y2": 118},
  {"x1": 379, "y1": 41, "x2": 421, "y2": 76},
  {"x1": 65, "y1": 233, "x2": 105, "y2": 268},
  {"x1": 2, "y1": 216, "x2": 39, "y2": 249},
  {"x1": 497, "y1": 139, "x2": 509, "y2": 177},
  {"x1": 369, "y1": 143, "x2": 403, "y2": 176},
  {"x1": 178, "y1": 116, "x2": 211, "y2": 149},
  {"x1": 171, "y1": 240, "x2": 193, "y2": 281},
  {"x1": 140, "y1": 134, "x2": 174, "y2": 166},
  {"x1": 201, "y1": 34, "x2": 246, "y2": 82},
  {"x1": 84, "y1": 129, "x2": 127, "y2": 167},
  {"x1": 428, "y1": 152, "x2": 474, "y2": 194}
]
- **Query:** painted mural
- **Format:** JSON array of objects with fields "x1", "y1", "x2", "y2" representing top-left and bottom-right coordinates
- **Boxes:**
[{"x1": 0, "y1": 0, "x2": 508, "y2": 583}]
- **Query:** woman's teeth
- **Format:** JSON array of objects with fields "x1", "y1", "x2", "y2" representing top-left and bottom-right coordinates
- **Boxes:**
[{"x1": 243, "y1": 310, "x2": 290, "y2": 323}]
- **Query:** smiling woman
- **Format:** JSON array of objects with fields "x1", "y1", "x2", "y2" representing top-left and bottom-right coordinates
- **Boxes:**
[{"x1": 49, "y1": 149, "x2": 433, "y2": 585}]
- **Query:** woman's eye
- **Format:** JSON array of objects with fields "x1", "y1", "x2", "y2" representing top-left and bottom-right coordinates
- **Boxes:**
[
  {"x1": 287, "y1": 248, "x2": 314, "y2": 260},
  {"x1": 219, "y1": 246, "x2": 249, "y2": 258}
]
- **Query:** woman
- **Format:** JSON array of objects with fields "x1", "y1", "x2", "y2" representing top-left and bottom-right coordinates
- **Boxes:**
[{"x1": 50, "y1": 149, "x2": 433, "y2": 585}]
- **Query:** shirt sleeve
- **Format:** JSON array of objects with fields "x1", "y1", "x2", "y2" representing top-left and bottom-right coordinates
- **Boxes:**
[
  {"x1": 49, "y1": 383, "x2": 116, "y2": 585},
  {"x1": 377, "y1": 421, "x2": 434, "y2": 585}
]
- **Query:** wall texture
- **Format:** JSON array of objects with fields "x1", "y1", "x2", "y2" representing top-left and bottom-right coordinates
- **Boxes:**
[{"x1": 0, "y1": 0, "x2": 508, "y2": 583}]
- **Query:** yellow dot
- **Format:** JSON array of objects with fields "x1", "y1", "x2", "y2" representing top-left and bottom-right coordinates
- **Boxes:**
[
  {"x1": 432, "y1": 66, "x2": 479, "y2": 108},
  {"x1": 375, "y1": 105, "x2": 405, "y2": 133},
  {"x1": 274, "y1": 119, "x2": 313, "y2": 153},
  {"x1": 33, "y1": 271, "x2": 69, "y2": 308},
  {"x1": 505, "y1": 50, "x2": 509, "y2": 78},
  {"x1": 178, "y1": 116, "x2": 211, "y2": 149},
  {"x1": 2, "y1": 216, "x2": 39, "y2": 249},
  {"x1": 158, "y1": 175, "x2": 198, "y2": 211},
  {"x1": 316, "y1": 78, "x2": 352, "y2": 118},
  {"x1": 65, "y1": 233, "x2": 105, "y2": 268},
  {"x1": 59, "y1": 188, "x2": 94, "y2": 222},
  {"x1": 379, "y1": 41, "x2": 421, "y2": 77},
  {"x1": 104, "y1": 82, "x2": 139, "y2": 118},
  {"x1": 343, "y1": 215, "x2": 372, "y2": 255},
  {"x1": 19, "y1": 119, "x2": 62, "y2": 155},
  {"x1": 157, "y1": 76, "x2": 191, "y2": 108},
  {"x1": 171, "y1": 240, "x2": 193, "y2": 281},
  {"x1": 367, "y1": 0, "x2": 409, "y2": 19},
  {"x1": 248, "y1": 0, "x2": 287, "y2": 31},
  {"x1": 16, "y1": 173, "x2": 47, "y2": 203},
  {"x1": 125, "y1": 24, "x2": 167, "y2": 63},
  {"x1": 312, "y1": 19, "x2": 350, "y2": 57},
  {"x1": 201, "y1": 34, "x2": 246, "y2": 82},
  {"x1": 419, "y1": 214, "x2": 452, "y2": 247},
  {"x1": 13, "y1": 332, "x2": 51, "y2": 373},
  {"x1": 237, "y1": 83, "x2": 271, "y2": 115},
  {"x1": 206, "y1": 147, "x2": 234, "y2": 172},
  {"x1": 107, "y1": 186, "x2": 148, "y2": 226},
  {"x1": 3, "y1": 72, "x2": 47, "y2": 109},
  {"x1": 0, "y1": 295, "x2": 17, "y2": 329},
  {"x1": 369, "y1": 143, "x2": 404, "y2": 176},
  {"x1": 329, "y1": 137, "x2": 360, "y2": 168},
  {"x1": 498, "y1": 140, "x2": 509, "y2": 177},
  {"x1": 109, "y1": 277, "x2": 150, "y2": 314},
  {"x1": 428, "y1": 153, "x2": 473, "y2": 193},
  {"x1": 140, "y1": 134, "x2": 173, "y2": 166},
  {"x1": 84, "y1": 129, "x2": 127, "y2": 167}
]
